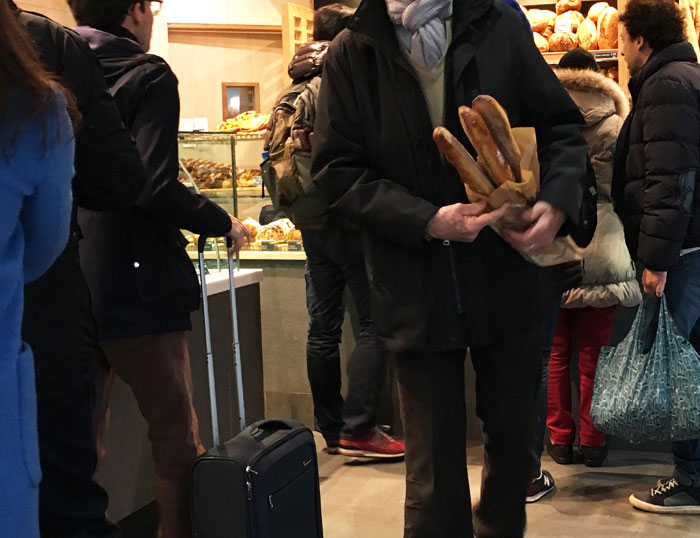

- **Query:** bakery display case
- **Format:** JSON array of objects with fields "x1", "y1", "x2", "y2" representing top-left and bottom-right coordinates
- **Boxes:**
[
  {"x1": 521, "y1": 0, "x2": 622, "y2": 82},
  {"x1": 177, "y1": 131, "x2": 306, "y2": 263}
]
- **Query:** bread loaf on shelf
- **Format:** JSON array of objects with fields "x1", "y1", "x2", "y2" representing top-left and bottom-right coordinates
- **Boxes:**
[
  {"x1": 548, "y1": 31, "x2": 577, "y2": 52},
  {"x1": 577, "y1": 19, "x2": 598, "y2": 50},
  {"x1": 597, "y1": 7, "x2": 619, "y2": 49},
  {"x1": 242, "y1": 218, "x2": 261, "y2": 240},
  {"x1": 555, "y1": 10, "x2": 584, "y2": 33},
  {"x1": 606, "y1": 66, "x2": 619, "y2": 82},
  {"x1": 555, "y1": 0, "x2": 582, "y2": 15},
  {"x1": 587, "y1": 1, "x2": 609, "y2": 22},
  {"x1": 527, "y1": 9, "x2": 556, "y2": 34},
  {"x1": 534, "y1": 32, "x2": 550, "y2": 52}
]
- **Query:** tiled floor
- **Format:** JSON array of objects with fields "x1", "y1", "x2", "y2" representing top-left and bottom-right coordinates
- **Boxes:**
[{"x1": 316, "y1": 434, "x2": 699, "y2": 538}]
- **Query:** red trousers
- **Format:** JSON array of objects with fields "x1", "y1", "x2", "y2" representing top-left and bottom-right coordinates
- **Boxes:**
[{"x1": 546, "y1": 306, "x2": 616, "y2": 447}]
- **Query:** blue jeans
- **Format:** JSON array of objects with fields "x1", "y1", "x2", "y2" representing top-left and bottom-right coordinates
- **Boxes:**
[
  {"x1": 531, "y1": 298, "x2": 560, "y2": 477},
  {"x1": 662, "y1": 250, "x2": 700, "y2": 487},
  {"x1": 301, "y1": 227, "x2": 386, "y2": 441}
]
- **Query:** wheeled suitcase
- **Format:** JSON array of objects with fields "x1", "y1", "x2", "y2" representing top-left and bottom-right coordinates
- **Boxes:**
[{"x1": 191, "y1": 236, "x2": 323, "y2": 538}]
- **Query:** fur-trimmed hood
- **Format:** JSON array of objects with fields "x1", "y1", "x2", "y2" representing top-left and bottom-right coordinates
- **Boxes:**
[{"x1": 555, "y1": 68, "x2": 630, "y2": 122}]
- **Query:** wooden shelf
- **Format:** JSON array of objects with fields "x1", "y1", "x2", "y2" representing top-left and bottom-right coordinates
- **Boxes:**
[
  {"x1": 543, "y1": 49, "x2": 618, "y2": 65},
  {"x1": 168, "y1": 23, "x2": 282, "y2": 36}
]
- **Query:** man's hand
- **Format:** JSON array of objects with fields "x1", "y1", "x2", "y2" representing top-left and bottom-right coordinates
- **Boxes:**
[
  {"x1": 642, "y1": 268, "x2": 667, "y2": 297},
  {"x1": 225, "y1": 215, "x2": 254, "y2": 255},
  {"x1": 501, "y1": 201, "x2": 566, "y2": 253},
  {"x1": 426, "y1": 201, "x2": 510, "y2": 243}
]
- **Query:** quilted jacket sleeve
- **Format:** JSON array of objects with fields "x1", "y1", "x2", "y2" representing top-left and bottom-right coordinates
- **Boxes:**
[{"x1": 637, "y1": 75, "x2": 700, "y2": 271}]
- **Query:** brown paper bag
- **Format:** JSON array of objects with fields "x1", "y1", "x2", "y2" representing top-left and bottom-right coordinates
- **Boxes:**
[{"x1": 464, "y1": 127, "x2": 583, "y2": 267}]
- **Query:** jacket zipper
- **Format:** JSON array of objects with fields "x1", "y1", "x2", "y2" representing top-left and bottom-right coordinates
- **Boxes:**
[{"x1": 244, "y1": 428, "x2": 309, "y2": 505}]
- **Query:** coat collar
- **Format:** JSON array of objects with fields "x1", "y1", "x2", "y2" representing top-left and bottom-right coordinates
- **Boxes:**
[
  {"x1": 348, "y1": 0, "x2": 496, "y2": 59},
  {"x1": 556, "y1": 68, "x2": 630, "y2": 117},
  {"x1": 629, "y1": 42, "x2": 698, "y2": 102}
]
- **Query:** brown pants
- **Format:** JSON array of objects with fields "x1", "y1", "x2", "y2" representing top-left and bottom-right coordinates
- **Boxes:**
[{"x1": 95, "y1": 332, "x2": 204, "y2": 538}]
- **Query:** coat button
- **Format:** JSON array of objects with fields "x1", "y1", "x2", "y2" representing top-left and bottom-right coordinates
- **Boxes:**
[{"x1": 133, "y1": 262, "x2": 140, "y2": 268}]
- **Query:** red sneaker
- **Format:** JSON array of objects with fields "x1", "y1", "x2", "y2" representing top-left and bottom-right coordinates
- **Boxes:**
[{"x1": 338, "y1": 428, "x2": 405, "y2": 459}]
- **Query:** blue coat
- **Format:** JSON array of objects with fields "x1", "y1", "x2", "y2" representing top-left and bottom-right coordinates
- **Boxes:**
[{"x1": 0, "y1": 91, "x2": 74, "y2": 538}]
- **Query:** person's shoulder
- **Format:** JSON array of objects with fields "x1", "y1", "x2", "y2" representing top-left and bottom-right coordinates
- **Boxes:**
[
  {"x1": 644, "y1": 60, "x2": 700, "y2": 100},
  {"x1": 132, "y1": 53, "x2": 177, "y2": 87},
  {"x1": 3, "y1": 88, "x2": 72, "y2": 170},
  {"x1": 492, "y1": 0, "x2": 529, "y2": 30}
]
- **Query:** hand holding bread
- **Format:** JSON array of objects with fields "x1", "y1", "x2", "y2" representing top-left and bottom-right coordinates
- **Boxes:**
[{"x1": 426, "y1": 201, "x2": 510, "y2": 243}]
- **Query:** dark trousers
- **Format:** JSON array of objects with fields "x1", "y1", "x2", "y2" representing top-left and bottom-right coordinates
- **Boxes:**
[
  {"x1": 395, "y1": 324, "x2": 541, "y2": 538},
  {"x1": 301, "y1": 227, "x2": 385, "y2": 441},
  {"x1": 657, "y1": 251, "x2": 700, "y2": 486},
  {"x1": 37, "y1": 382, "x2": 120, "y2": 538}
]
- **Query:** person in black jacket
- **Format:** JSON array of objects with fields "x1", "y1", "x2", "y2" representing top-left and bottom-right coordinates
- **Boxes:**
[
  {"x1": 311, "y1": 0, "x2": 596, "y2": 536},
  {"x1": 67, "y1": 1, "x2": 251, "y2": 537},
  {"x1": 266, "y1": 3, "x2": 405, "y2": 459},
  {"x1": 10, "y1": 1, "x2": 147, "y2": 536},
  {"x1": 613, "y1": 0, "x2": 700, "y2": 515}
]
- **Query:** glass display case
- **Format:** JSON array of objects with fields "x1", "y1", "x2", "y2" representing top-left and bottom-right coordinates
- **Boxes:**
[{"x1": 177, "y1": 132, "x2": 306, "y2": 264}]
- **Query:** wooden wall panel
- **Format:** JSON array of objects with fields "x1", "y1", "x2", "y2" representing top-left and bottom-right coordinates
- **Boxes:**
[
  {"x1": 282, "y1": 2, "x2": 314, "y2": 81},
  {"x1": 16, "y1": 0, "x2": 75, "y2": 26},
  {"x1": 168, "y1": 29, "x2": 285, "y2": 129}
]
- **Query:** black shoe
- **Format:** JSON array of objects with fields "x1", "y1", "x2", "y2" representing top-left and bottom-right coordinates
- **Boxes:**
[
  {"x1": 526, "y1": 470, "x2": 555, "y2": 503},
  {"x1": 324, "y1": 437, "x2": 340, "y2": 455},
  {"x1": 581, "y1": 444, "x2": 608, "y2": 467},
  {"x1": 629, "y1": 478, "x2": 700, "y2": 514},
  {"x1": 547, "y1": 443, "x2": 573, "y2": 465}
]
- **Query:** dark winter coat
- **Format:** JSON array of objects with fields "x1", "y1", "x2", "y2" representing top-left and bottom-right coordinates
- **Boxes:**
[
  {"x1": 16, "y1": 8, "x2": 147, "y2": 399},
  {"x1": 311, "y1": 0, "x2": 597, "y2": 352},
  {"x1": 75, "y1": 26, "x2": 231, "y2": 340},
  {"x1": 613, "y1": 42, "x2": 700, "y2": 272}
]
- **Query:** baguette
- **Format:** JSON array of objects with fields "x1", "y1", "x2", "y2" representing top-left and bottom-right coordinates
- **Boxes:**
[
  {"x1": 471, "y1": 95, "x2": 522, "y2": 182},
  {"x1": 458, "y1": 106, "x2": 516, "y2": 186},
  {"x1": 433, "y1": 127, "x2": 496, "y2": 197}
]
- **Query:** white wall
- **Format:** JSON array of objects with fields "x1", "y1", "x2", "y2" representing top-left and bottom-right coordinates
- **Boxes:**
[
  {"x1": 16, "y1": 0, "x2": 74, "y2": 26},
  {"x1": 166, "y1": 0, "x2": 312, "y2": 25}
]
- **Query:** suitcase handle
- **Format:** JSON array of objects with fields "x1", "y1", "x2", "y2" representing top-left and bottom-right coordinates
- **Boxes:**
[
  {"x1": 249, "y1": 419, "x2": 301, "y2": 440},
  {"x1": 197, "y1": 234, "x2": 246, "y2": 448},
  {"x1": 197, "y1": 235, "x2": 234, "y2": 253}
]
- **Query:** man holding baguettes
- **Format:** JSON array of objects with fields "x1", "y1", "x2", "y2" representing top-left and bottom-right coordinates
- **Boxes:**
[
  {"x1": 614, "y1": 0, "x2": 700, "y2": 515},
  {"x1": 311, "y1": 0, "x2": 596, "y2": 536}
]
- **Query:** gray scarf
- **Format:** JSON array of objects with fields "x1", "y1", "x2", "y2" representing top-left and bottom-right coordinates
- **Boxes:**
[{"x1": 386, "y1": 0, "x2": 453, "y2": 69}]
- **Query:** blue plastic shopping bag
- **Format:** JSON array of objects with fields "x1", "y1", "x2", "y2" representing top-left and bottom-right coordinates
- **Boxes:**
[{"x1": 590, "y1": 295, "x2": 700, "y2": 443}]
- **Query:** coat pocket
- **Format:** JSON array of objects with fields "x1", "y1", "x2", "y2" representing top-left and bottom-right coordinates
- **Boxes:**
[{"x1": 10, "y1": 345, "x2": 42, "y2": 485}]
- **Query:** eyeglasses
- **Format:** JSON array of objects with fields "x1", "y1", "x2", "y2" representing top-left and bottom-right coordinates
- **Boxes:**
[{"x1": 150, "y1": 1, "x2": 163, "y2": 15}]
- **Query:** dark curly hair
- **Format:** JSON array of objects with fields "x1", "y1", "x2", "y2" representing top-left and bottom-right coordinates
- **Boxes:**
[
  {"x1": 67, "y1": 0, "x2": 145, "y2": 29},
  {"x1": 619, "y1": 0, "x2": 685, "y2": 51},
  {"x1": 313, "y1": 3, "x2": 355, "y2": 42}
]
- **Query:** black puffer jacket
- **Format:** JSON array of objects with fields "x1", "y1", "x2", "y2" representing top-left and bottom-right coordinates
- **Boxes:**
[{"x1": 613, "y1": 42, "x2": 700, "y2": 271}]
